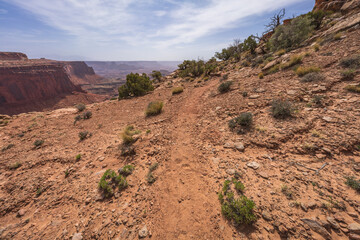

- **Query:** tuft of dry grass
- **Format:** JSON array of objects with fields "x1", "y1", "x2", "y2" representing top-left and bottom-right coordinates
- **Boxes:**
[
  {"x1": 295, "y1": 66, "x2": 321, "y2": 77},
  {"x1": 172, "y1": 87, "x2": 184, "y2": 95},
  {"x1": 345, "y1": 85, "x2": 360, "y2": 93},
  {"x1": 145, "y1": 101, "x2": 164, "y2": 116}
]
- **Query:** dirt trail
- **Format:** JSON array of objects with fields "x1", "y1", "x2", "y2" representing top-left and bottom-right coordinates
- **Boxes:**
[{"x1": 152, "y1": 81, "x2": 232, "y2": 239}]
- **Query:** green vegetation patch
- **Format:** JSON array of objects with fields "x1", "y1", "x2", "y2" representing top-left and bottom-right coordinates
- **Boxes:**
[{"x1": 145, "y1": 101, "x2": 163, "y2": 116}]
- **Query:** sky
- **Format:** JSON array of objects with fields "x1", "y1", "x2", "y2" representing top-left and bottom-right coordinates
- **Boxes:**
[{"x1": 0, "y1": 0, "x2": 314, "y2": 61}]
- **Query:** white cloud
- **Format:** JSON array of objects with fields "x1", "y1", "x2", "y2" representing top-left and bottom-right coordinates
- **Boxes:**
[
  {"x1": 6, "y1": 0, "x2": 304, "y2": 47},
  {"x1": 0, "y1": 8, "x2": 8, "y2": 14}
]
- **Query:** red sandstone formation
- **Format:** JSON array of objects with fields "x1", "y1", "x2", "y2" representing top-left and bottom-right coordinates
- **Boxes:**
[
  {"x1": 0, "y1": 52, "x2": 28, "y2": 61},
  {"x1": 0, "y1": 53, "x2": 107, "y2": 115},
  {"x1": 314, "y1": 0, "x2": 360, "y2": 12}
]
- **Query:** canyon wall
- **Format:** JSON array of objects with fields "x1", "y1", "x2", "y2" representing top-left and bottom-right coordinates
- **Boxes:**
[
  {"x1": 0, "y1": 52, "x2": 28, "y2": 61},
  {"x1": 314, "y1": 0, "x2": 360, "y2": 12},
  {"x1": 63, "y1": 61, "x2": 103, "y2": 85}
]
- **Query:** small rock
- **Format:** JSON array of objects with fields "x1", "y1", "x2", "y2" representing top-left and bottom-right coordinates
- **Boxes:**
[
  {"x1": 334, "y1": 212, "x2": 345, "y2": 222},
  {"x1": 349, "y1": 233, "x2": 360, "y2": 240},
  {"x1": 287, "y1": 90, "x2": 296, "y2": 95},
  {"x1": 234, "y1": 142, "x2": 245, "y2": 152},
  {"x1": 85, "y1": 198, "x2": 91, "y2": 205},
  {"x1": 316, "y1": 154, "x2": 326, "y2": 159},
  {"x1": 322, "y1": 116, "x2": 333, "y2": 123},
  {"x1": 226, "y1": 169, "x2": 236, "y2": 175},
  {"x1": 17, "y1": 209, "x2": 25, "y2": 217},
  {"x1": 247, "y1": 161, "x2": 260, "y2": 170},
  {"x1": 308, "y1": 201, "x2": 317, "y2": 209},
  {"x1": 223, "y1": 142, "x2": 234, "y2": 149},
  {"x1": 212, "y1": 157, "x2": 220, "y2": 165},
  {"x1": 72, "y1": 233, "x2": 83, "y2": 240},
  {"x1": 327, "y1": 217, "x2": 340, "y2": 230},
  {"x1": 348, "y1": 223, "x2": 360, "y2": 234},
  {"x1": 139, "y1": 225, "x2": 148, "y2": 238},
  {"x1": 258, "y1": 172, "x2": 269, "y2": 179},
  {"x1": 301, "y1": 218, "x2": 331, "y2": 240},
  {"x1": 301, "y1": 203, "x2": 308, "y2": 212},
  {"x1": 98, "y1": 156, "x2": 105, "y2": 162},
  {"x1": 249, "y1": 94, "x2": 260, "y2": 99},
  {"x1": 262, "y1": 211, "x2": 272, "y2": 221},
  {"x1": 349, "y1": 212, "x2": 358, "y2": 218}
]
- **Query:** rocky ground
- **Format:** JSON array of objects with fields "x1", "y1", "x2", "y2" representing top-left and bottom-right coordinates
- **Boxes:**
[{"x1": 1, "y1": 18, "x2": 360, "y2": 240}]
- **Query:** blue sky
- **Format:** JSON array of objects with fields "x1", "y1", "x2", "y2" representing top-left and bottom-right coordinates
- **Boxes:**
[{"x1": 0, "y1": 0, "x2": 314, "y2": 61}]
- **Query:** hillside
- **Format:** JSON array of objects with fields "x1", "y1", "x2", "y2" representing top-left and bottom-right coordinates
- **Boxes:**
[{"x1": 1, "y1": 2, "x2": 360, "y2": 240}]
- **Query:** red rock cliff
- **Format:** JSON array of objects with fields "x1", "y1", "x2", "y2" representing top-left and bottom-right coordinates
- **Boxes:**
[
  {"x1": 0, "y1": 52, "x2": 28, "y2": 61},
  {"x1": 63, "y1": 61, "x2": 103, "y2": 85},
  {"x1": 314, "y1": 0, "x2": 360, "y2": 12}
]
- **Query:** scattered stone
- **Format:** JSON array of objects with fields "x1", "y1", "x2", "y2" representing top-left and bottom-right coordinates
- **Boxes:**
[
  {"x1": 212, "y1": 157, "x2": 220, "y2": 165},
  {"x1": 350, "y1": 233, "x2": 360, "y2": 240},
  {"x1": 247, "y1": 161, "x2": 260, "y2": 170},
  {"x1": 316, "y1": 154, "x2": 326, "y2": 159},
  {"x1": 262, "y1": 211, "x2": 272, "y2": 221},
  {"x1": 308, "y1": 201, "x2": 317, "y2": 209},
  {"x1": 348, "y1": 223, "x2": 360, "y2": 234},
  {"x1": 327, "y1": 217, "x2": 340, "y2": 230},
  {"x1": 258, "y1": 171, "x2": 269, "y2": 179},
  {"x1": 301, "y1": 218, "x2": 331, "y2": 240},
  {"x1": 226, "y1": 169, "x2": 236, "y2": 175},
  {"x1": 301, "y1": 203, "x2": 308, "y2": 212},
  {"x1": 349, "y1": 212, "x2": 358, "y2": 218},
  {"x1": 334, "y1": 212, "x2": 345, "y2": 222},
  {"x1": 234, "y1": 142, "x2": 245, "y2": 152},
  {"x1": 139, "y1": 225, "x2": 148, "y2": 238},
  {"x1": 249, "y1": 94, "x2": 260, "y2": 99},
  {"x1": 72, "y1": 233, "x2": 83, "y2": 240},
  {"x1": 323, "y1": 116, "x2": 333, "y2": 123},
  {"x1": 17, "y1": 209, "x2": 25, "y2": 217},
  {"x1": 287, "y1": 90, "x2": 296, "y2": 95},
  {"x1": 223, "y1": 142, "x2": 233, "y2": 149}
]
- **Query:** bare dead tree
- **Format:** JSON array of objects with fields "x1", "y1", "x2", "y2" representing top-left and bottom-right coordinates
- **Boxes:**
[{"x1": 264, "y1": 8, "x2": 286, "y2": 34}]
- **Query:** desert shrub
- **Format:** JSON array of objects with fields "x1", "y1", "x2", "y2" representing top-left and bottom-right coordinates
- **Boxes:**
[
  {"x1": 9, "y1": 162, "x2": 21, "y2": 170},
  {"x1": 307, "y1": 10, "x2": 328, "y2": 29},
  {"x1": 172, "y1": 87, "x2": 184, "y2": 95},
  {"x1": 270, "y1": 15, "x2": 314, "y2": 51},
  {"x1": 313, "y1": 44, "x2": 320, "y2": 52},
  {"x1": 281, "y1": 55, "x2": 303, "y2": 69},
  {"x1": 341, "y1": 69, "x2": 356, "y2": 80},
  {"x1": 218, "y1": 81, "x2": 233, "y2": 93},
  {"x1": 333, "y1": 32, "x2": 342, "y2": 41},
  {"x1": 242, "y1": 92, "x2": 248, "y2": 97},
  {"x1": 120, "y1": 145, "x2": 136, "y2": 156},
  {"x1": 146, "y1": 172, "x2": 156, "y2": 184},
  {"x1": 178, "y1": 59, "x2": 214, "y2": 78},
  {"x1": 65, "y1": 169, "x2": 69, "y2": 178},
  {"x1": 151, "y1": 70, "x2": 162, "y2": 81},
  {"x1": 75, "y1": 154, "x2": 81, "y2": 161},
  {"x1": 345, "y1": 177, "x2": 360, "y2": 192},
  {"x1": 36, "y1": 187, "x2": 43, "y2": 197},
  {"x1": 219, "y1": 180, "x2": 256, "y2": 225},
  {"x1": 79, "y1": 131, "x2": 91, "y2": 141},
  {"x1": 301, "y1": 72, "x2": 325, "y2": 82},
  {"x1": 149, "y1": 162, "x2": 159, "y2": 172},
  {"x1": 345, "y1": 85, "x2": 360, "y2": 93},
  {"x1": 34, "y1": 139, "x2": 44, "y2": 147},
  {"x1": 74, "y1": 115, "x2": 82, "y2": 125},
  {"x1": 266, "y1": 64, "x2": 280, "y2": 75},
  {"x1": 98, "y1": 168, "x2": 132, "y2": 198},
  {"x1": 229, "y1": 112, "x2": 253, "y2": 133},
  {"x1": 312, "y1": 95, "x2": 324, "y2": 105},
  {"x1": 82, "y1": 111, "x2": 92, "y2": 119},
  {"x1": 271, "y1": 99, "x2": 292, "y2": 119},
  {"x1": 275, "y1": 49, "x2": 286, "y2": 56},
  {"x1": 258, "y1": 73, "x2": 264, "y2": 79},
  {"x1": 233, "y1": 180, "x2": 245, "y2": 193},
  {"x1": 75, "y1": 103, "x2": 86, "y2": 112},
  {"x1": 281, "y1": 184, "x2": 293, "y2": 199},
  {"x1": 118, "y1": 73, "x2": 154, "y2": 99},
  {"x1": 340, "y1": 55, "x2": 360, "y2": 69},
  {"x1": 222, "y1": 74, "x2": 229, "y2": 80},
  {"x1": 118, "y1": 165, "x2": 135, "y2": 176},
  {"x1": 121, "y1": 125, "x2": 139, "y2": 145},
  {"x1": 295, "y1": 66, "x2": 321, "y2": 77},
  {"x1": 243, "y1": 35, "x2": 257, "y2": 54},
  {"x1": 2, "y1": 144, "x2": 14, "y2": 152},
  {"x1": 145, "y1": 101, "x2": 163, "y2": 116}
]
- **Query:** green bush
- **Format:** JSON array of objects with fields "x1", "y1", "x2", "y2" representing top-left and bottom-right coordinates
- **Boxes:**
[
  {"x1": 281, "y1": 54, "x2": 303, "y2": 69},
  {"x1": 34, "y1": 139, "x2": 44, "y2": 147},
  {"x1": 172, "y1": 87, "x2": 184, "y2": 95},
  {"x1": 151, "y1": 70, "x2": 162, "y2": 82},
  {"x1": 271, "y1": 99, "x2": 292, "y2": 119},
  {"x1": 79, "y1": 131, "x2": 91, "y2": 141},
  {"x1": 270, "y1": 15, "x2": 314, "y2": 51},
  {"x1": 145, "y1": 101, "x2": 163, "y2": 116},
  {"x1": 307, "y1": 10, "x2": 329, "y2": 29},
  {"x1": 75, "y1": 103, "x2": 86, "y2": 112},
  {"x1": 345, "y1": 177, "x2": 360, "y2": 192},
  {"x1": 2, "y1": 144, "x2": 14, "y2": 152},
  {"x1": 75, "y1": 154, "x2": 81, "y2": 161},
  {"x1": 340, "y1": 55, "x2": 360, "y2": 69},
  {"x1": 243, "y1": 35, "x2": 257, "y2": 54},
  {"x1": 301, "y1": 72, "x2": 325, "y2": 82},
  {"x1": 118, "y1": 73, "x2": 154, "y2": 99},
  {"x1": 218, "y1": 81, "x2": 233, "y2": 93},
  {"x1": 118, "y1": 165, "x2": 135, "y2": 176},
  {"x1": 178, "y1": 59, "x2": 216, "y2": 78},
  {"x1": 229, "y1": 112, "x2": 253, "y2": 132},
  {"x1": 82, "y1": 111, "x2": 92, "y2": 119},
  {"x1": 219, "y1": 180, "x2": 256, "y2": 225},
  {"x1": 99, "y1": 168, "x2": 132, "y2": 198},
  {"x1": 341, "y1": 69, "x2": 356, "y2": 80}
]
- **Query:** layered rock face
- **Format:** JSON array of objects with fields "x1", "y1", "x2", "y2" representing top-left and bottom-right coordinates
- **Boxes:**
[
  {"x1": 0, "y1": 52, "x2": 28, "y2": 61},
  {"x1": 0, "y1": 53, "x2": 107, "y2": 115},
  {"x1": 314, "y1": 0, "x2": 360, "y2": 12},
  {"x1": 63, "y1": 61, "x2": 103, "y2": 85}
]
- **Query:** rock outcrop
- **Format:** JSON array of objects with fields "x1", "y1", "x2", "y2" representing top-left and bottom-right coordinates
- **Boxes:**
[
  {"x1": 0, "y1": 52, "x2": 28, "y2": 61},
  {"x1": 0, "y1": 53, "x2": 106, "y2": 115},
  {"x1": 314, "y1": 0, "x2": 360, "y2": 13}
]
